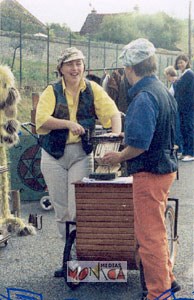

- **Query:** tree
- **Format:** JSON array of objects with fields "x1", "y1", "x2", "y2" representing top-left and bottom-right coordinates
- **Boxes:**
[
  {"x1": 136, "y1": 12, "x2": 182, "y2": 50},
  {"x1": 95, "y1": 14, "x2": 140, "y2": 44},
  {"x1": 95, "y1": 12, "x2": 183, "y2": 50},
  {"x1": 47, "y1": 23, "x2": 71, "y2": 38}
]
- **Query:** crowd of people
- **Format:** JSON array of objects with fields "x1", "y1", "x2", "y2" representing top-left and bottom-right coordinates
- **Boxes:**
[{"x1": 35, "y1": 38, "x2": 194, "y2": 300}]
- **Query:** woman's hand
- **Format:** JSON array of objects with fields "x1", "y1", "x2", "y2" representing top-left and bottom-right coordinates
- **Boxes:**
[
  {"x1": 101, "y1": 132, "x2": 124, "y2": 138},
  {"x1": 67, "y1": 121, "x2": 85, "y2": 136}
]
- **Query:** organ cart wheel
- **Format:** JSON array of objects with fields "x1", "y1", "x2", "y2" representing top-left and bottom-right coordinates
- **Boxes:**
[
  {"x1": 40, "y1": 195, "x2": 53, "y2": 211},
  {"x1": 165, "y1": 204, "x2": 177, "y2": 267},
  {"x1": 63, "y1": 229, "x2": 80, "y2": 289}
]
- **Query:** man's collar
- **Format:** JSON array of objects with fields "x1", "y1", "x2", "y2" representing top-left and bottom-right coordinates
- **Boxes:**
[{"x1": 128, "y1": 75, "x2": 157, "y2": 98}]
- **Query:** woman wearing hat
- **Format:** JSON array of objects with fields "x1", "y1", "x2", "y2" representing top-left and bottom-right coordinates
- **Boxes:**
[
  {"x1": 103, "y1": 39, "x2": 180, "y2": 300},
  {"x1": 36, "y1": 47, "x2": 121, "y2": 276}
]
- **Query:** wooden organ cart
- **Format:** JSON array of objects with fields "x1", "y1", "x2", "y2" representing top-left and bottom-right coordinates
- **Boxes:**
[
  {"x1": 74, "y1": 178, "x2": 136, "y2": 266},
  {"x1": 63, "y1": 135, "x2": 179, "y2": 294}
]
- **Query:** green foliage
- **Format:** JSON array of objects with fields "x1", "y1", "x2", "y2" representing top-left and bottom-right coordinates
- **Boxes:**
[
  {"x1": 1, "y1": 14, "x2": 46, "y2": 35},
  {"x1": 175, "y1": 19, "x2": 193, "y2": 52},
  {"x1": 95, "y1": 14, "x2": 140, "y2": 44},
  {"x1": 70, "y1": 32, "x2": 88, "y2": 41},
  {"x1": 47, "y1": 23, "x2": 70, "y2": 38},
  {"x1": 0, "y1": 11, "x2": 46, "y2": 34},
  {"x1": 0, "y1": 0, "x2": 46, "y2": 34},
  {"x1": 95, "y1": 12, "x2": 183, "y2": 50},
  {"x1": 136, "y1": 12, "x2": 182, "y2": 50}
]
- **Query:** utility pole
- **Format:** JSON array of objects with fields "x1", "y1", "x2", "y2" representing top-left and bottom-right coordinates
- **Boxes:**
[{"x1": 188, "y1": 0, "x2": 192, "y2": 60}]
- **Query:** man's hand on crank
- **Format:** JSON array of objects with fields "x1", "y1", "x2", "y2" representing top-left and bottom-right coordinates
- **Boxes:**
[{"x1": 102, "y1": 151, "x2": 122, "y2": 165}]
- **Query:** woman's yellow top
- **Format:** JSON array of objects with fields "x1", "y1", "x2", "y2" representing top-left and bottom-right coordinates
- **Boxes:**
[{"x1": 36, "y1": 77, "x2": 119, "y2": 144}]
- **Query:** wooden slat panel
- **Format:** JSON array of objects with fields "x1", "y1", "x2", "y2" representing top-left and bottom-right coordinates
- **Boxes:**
[
  {"x1": 74, "y1": 183, "x2": 133, "y2": 193},
  {"x1": 76, "y1": 198, "x2": 133, "y2": 205},
  {"x1": 76, "y1": 203, "x2": 133, "y2": 210},
  {"x1": 74, "y1": 182, "x2": 136, "y2": 267},
  {"x1": 77, "y1": 254, "x2": 136, "y2": 261},
  {"x1": 76, "y1": 192, "x2": 133, "y2": 199},
  {"x1": 77, "y1": 215, "x2": 134, "y2": 222},
  {"x1": 76, "y1": 222, "x2": 134, "y2": 229},
  {"x1": 78, "y1": 250, "x2": 135, "y2": 261},
  {"x1": 76, "y1": 253, "x2": 135, "y2": 262},
  {"x1": 77, "y1": 239, "x2": 134, "y2": 246},
  {"x1": 76, "y1": 244, "x2": 134, "y2": 252},
  {"x1": 77, "y1": 226, "x2": 134, "y2": 234},
  {"x1": 76, "y1": 233, "x2": 134, "y2": 240},
  {"x1": 77, "y1": 209, "x2": 133, "y2": 217}
]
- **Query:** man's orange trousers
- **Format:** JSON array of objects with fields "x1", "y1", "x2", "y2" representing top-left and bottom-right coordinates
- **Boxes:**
[{"x1": 133, "y1": 171, "x2": 177, "y2": 300}]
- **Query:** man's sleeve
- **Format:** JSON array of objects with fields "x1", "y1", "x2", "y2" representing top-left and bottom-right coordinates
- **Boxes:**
[{"x1": 124, "y1": 92, "x2": 159, "y2": 150}]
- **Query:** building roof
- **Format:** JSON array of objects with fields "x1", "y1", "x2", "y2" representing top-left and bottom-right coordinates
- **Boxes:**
[
  {"x1": 0, "y1": 0, "x2": 46, "y2": 32},
  {"x1": 80, "y1": 10, "x2": 124, "y2": 36}
]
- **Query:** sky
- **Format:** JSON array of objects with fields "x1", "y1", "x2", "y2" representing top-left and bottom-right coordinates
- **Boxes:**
[{"x1": 16, "y1": 0, "x2": 193, "y2": 31}]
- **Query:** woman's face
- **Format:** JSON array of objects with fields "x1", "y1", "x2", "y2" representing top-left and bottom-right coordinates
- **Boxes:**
[
  {"x1": 60, "y1": 59, "x2": 84, "y2": 84},
  {"x1": 176, "y1": 59, "x2": 188, "y2": 72}
]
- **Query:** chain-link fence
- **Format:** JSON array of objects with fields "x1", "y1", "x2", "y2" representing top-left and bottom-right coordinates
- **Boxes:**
[{"x1": 0, "y1": 17, "x2": 187, "y2": 92}]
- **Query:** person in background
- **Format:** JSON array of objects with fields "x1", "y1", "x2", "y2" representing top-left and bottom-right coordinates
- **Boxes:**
[
  {"x1": 164, "y1": 66, "x2": 183, "y2": 158},
  {"x1": 174, "y1": 54, "x2": 194, "y2": 162},
  {"x1": 102, "y1": 38, "x2": 180, "y2": 300},
  {"x1": 164, "y1": 65, "x2": 178, "y2": 96},
  {"x1": 35, "y1": 47, "x2": 121, "y2": 277}
]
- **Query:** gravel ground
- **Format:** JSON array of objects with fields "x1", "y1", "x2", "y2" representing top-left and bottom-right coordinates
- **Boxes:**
[{"x1": 0, "y1": 161, "x2": 193, "y2": 300}]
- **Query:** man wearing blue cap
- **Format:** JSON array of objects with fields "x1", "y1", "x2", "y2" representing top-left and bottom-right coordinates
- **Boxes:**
[{"x1": 103, "y1": 38, "x2": 180, "y2": 300}]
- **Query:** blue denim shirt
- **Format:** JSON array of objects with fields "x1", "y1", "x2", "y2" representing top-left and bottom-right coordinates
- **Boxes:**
[{"x1": 125, "y1": 75, "x2": 159, "y2": 150}]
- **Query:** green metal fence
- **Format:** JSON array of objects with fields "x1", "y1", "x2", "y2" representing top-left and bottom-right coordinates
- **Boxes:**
[{"x1": 0, "y1": 17, "x2": 190, "y2": 91}]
